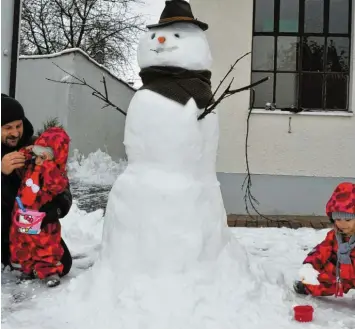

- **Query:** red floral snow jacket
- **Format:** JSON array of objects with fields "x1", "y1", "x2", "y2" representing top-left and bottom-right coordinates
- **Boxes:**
[
  {"x1": 303, "y1": 182, "x2": 355, "y2": 296},
  {"x1": 13, "y1": 127, "x2": 70, "y2": 219},
  {"x1": 304, "y1": 230, "x2": 355, "y2": 294}
]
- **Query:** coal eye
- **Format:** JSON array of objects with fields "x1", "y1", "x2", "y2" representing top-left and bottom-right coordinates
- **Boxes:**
[
  {"x1": 174, "y1": 33, "x2": 180, "y2": 38},
  {"x1": 151, "y1": 33, "x2": 156, "y2": 39}
]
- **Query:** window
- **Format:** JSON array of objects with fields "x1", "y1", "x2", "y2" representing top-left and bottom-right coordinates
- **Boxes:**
[{"x1": 252, "y1": 0, "x2": 352, "y2": 111}]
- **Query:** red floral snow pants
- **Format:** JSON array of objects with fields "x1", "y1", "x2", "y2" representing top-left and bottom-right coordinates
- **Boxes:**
[{"x1": 10, "y1": 223, "x2": 64, "y2": 279}]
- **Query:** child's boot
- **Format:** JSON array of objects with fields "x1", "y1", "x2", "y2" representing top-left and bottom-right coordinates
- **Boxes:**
[{"x1": 43, "y1": 274, "x2": 60, "y2": 287}]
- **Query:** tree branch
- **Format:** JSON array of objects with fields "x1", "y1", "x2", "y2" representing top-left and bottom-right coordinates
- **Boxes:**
[
  {"x1": 198, "y1": 76, "x2": 269, "y2": 120},
  {"x1": 22, "y1": 2, "x2": 44, "y2": 54},
  {"x1": 38, "y1": 0, "x2": 51, "y2": 53},
  {"x1": 74, "y1": 0, "x2": 89, "y2": 47},
  {"x1": 207, "y1": 52, "x2": 250, "y2": 106},
  {"x1": 102, "y1": 74, "x2": 109, "y2": 100},
  {"x1": 242, "y1": 89, "x2": 275, "y2": 221},
  {"x1": 46, "y1": 63, "x2": 127, "y2": 116},
  {"x1": 20, "y1": 0, "x2": 145, "y2": 76},
  {"x1": 198, "y1": 53, "x2": 269, "y2": 120}
]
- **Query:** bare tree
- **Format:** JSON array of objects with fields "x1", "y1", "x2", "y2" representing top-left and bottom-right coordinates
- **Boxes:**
[{"x1": 20, "y1": 0, "x2": 145, "y2": 75}]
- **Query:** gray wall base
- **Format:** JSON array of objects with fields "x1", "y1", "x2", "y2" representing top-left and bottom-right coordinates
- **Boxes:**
[{"x1": 217, "y1": 172, "x2": 355, "y2": 216}]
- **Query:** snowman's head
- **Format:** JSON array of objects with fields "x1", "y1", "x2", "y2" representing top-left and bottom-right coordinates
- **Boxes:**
[{"x1": 137, "y1": 23, "x2": 212, "y2": 71}]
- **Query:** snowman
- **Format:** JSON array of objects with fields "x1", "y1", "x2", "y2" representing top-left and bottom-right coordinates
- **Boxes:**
[
  {"x1": 38, "y1": 1, "x2": 260, "y2": 328},
  {"x1": 100, "y1": 0, "x2": 236, "y2": 274},
  {"x1": 94, "y1": 0, "x2": 253, "y2": 313}
]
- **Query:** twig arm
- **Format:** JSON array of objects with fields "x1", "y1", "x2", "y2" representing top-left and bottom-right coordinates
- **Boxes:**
[
  {"x1": 46, "y1": 62, "x2": 127, "y2": 116},
  {"x1": 207, "y1": 52, "x2": 251, "y2": 106},
  {"x1": 198, "y1": 76, "x2": 269, "y2": 121},
  {"x1": 225, "y1": 77, "x2": 269, "y2": 98}
]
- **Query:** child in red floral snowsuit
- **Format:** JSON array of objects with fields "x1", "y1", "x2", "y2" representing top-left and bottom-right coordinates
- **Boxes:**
[
  {"x1": 294, "y1": 182, "x2": 355, "y2": 297},
  {"x1": 10, "y1": 127, "x2": 70, "y2": 287}
]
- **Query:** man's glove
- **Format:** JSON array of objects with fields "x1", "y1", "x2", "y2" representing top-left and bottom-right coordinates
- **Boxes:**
[
  {"x1": 39, "y1": 202, "x2": 62, "y2": 229},
  {"x1": 298, "y1": 263, "x2": 320, "y2": 285}
]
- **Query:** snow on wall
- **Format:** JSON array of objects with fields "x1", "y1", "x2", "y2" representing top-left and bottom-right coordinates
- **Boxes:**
[
  {"x1": 191, "y1": 0, "x2": 355, "y2": 179},
  {"x1": 19, "y1": 48, "x2": 136, "y2": 91},
  {"x1": 16, "y1": 49, "x2": 136, "y2": 160}
]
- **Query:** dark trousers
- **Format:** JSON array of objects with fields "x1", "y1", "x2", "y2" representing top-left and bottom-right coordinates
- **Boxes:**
[
  {"x1": 1, "y1": 241, "x2": 11, "y2": 267},
  {"x1": 60, "y1": 238, "x2": 72, "y2": 277}
]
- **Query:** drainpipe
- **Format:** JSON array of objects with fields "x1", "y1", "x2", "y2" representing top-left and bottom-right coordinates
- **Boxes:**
[{"x1": 9, "y1": 0, "x2": 22, "y2": 98}]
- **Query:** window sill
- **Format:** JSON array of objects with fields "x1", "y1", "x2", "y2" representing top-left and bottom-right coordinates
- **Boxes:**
[{"x1": 251, "y1": 109, "x2": 354, "y2": 117}]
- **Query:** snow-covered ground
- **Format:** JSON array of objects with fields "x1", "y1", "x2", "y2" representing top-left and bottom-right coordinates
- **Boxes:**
[
  {"x1": 1, "y1": 150, "x2": 354, "y2": 328},
  {"x1": 2, "y1": 219, "x2": 354, "y2": 328}
]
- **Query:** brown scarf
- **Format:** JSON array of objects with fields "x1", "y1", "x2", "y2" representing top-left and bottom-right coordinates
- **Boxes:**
[{"x1": 139, "y1": 66, "x2": 214, "y2": 109}]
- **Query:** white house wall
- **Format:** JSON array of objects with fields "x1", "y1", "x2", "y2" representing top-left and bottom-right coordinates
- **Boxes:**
[
  {"x1": 191, "y1": 0, "x2": 355, "y2": 215},
  {"x1": 16, "y1": 51, "x2": 135, "y2": 160},
  {"x1": 16, "y1": 54, "x2": 72, "y2": 134}
]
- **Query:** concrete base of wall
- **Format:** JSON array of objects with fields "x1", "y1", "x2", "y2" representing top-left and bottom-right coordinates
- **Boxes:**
[{"x1": 217, "y1": 172, "x2": 355, "y2": 216}]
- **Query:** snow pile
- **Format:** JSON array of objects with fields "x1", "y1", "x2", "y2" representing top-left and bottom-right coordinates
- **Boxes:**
[
  {"x1": 61, "y1": 201, "x2": 104, "y2": 257},
  {"x1": 67, "y1": 149, "x2": 127, "y2": 185},
  {"x1": 1, "y1": 204, "x2": 105, "y2": 319}
]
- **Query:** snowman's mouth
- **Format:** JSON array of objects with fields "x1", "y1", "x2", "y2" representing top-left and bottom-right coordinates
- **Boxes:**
[{"x1": 151, "y1": 46, "x2": 178, "y2": 54}]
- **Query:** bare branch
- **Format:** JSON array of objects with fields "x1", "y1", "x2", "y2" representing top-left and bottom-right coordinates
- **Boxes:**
[
  {"x1": 198, "y1": 76, "x2": 269, "y2": 121},
  {"x1": 22, "y1": 1, "x2": 44, "y2": 54},
  {"x1": 225, "y1": 78, "x2": 270, "y2": 99},
  {"x1": 75, "y1": 0, "x2": 90, "y2": 47},
  {"x1": 242, "y1": 89, "x2": 275, "y2": 221},
  {"x1": 198, "y1": 52, "x2": 265, "y2": 120},
  {"x1": 102, "y1": 75, "x2": 109, "y2": 100},
  {"x1": 20, "y1": 0, "x2": 144, "y2": 76},
  {"x1": 208, "y1": 52, "x2": 250, "y2": 104},
  {"x1": 47, "y1": 63, "x2": 127, "y2": 117}
]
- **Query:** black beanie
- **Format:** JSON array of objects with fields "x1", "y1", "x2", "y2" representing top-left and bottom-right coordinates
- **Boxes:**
[{"x1": 1, "y1": 94, "x2": 25, "y2": 126}]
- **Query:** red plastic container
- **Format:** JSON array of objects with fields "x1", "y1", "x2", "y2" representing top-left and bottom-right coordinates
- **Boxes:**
[{"x1": 294, "y1": 305, "x2": 314, "y2": 322}]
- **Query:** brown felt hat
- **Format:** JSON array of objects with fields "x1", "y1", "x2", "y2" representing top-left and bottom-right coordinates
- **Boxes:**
[{"x1": 147, "y1": 0, "x2": 208, "y2": 31}]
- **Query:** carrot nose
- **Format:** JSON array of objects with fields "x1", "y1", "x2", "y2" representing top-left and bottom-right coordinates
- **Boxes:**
[{"x1": 158, "y1": 36, "x2": 166, "y2": 44}]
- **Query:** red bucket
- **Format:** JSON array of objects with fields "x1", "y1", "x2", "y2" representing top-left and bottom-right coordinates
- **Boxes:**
[{"x1": 294, "y1": 305, "x2": 314, "y2": 322}]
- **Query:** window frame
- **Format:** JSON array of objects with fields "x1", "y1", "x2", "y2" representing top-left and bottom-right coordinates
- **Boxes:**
[{"x1": 251, "y1": 0, "x2": 353, "y2": 112}]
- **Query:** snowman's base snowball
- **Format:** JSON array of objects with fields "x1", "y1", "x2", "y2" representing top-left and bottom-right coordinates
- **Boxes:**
[
  {"x1": 59, "y1": 166, "x2": 277, "y2": 329},
  {"x1": 56, "y1": 234, "x2": 291, "y2": 329},
  {"x1": 65, "y1": 237, "x2": 258, "y2": 329}
]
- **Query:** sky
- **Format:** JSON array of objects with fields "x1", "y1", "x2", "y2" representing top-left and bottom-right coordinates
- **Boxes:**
[{"x1": 138, "y1": 0, "x2": 166, "y2": 25}]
